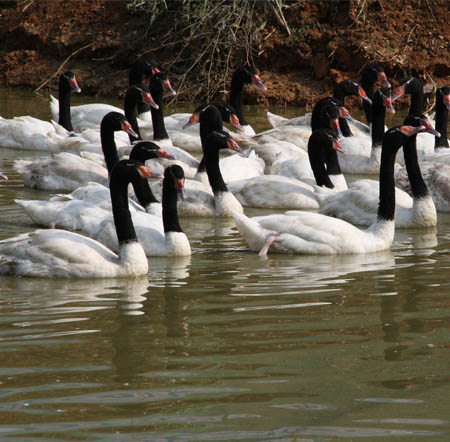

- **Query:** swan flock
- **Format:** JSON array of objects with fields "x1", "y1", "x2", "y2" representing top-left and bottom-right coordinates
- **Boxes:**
[{"x1": 0, "y1": 57, "x2": 448, "y2": 277}]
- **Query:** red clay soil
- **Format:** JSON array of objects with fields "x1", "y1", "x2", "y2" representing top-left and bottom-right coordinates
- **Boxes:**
[{"x1": 0, "y1": 0, "x2": 449, "y2": 110}]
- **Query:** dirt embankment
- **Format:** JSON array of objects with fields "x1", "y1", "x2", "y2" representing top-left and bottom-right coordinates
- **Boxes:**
[{"x1": 0, "y1": 0, "x2": 449, "y2": 110}]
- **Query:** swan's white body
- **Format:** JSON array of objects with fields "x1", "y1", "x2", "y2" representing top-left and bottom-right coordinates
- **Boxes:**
[
  {"x1": 14, "y1": 152, "x2": 109, "y2": 191},
  {"x1": 421, "y1": 163, "x2": 450, "y2": 212},
  {"x1": 18, "y1": 197, "x2": 189, "y2": 257},
  {"x1": 50, "y1": 96, "x2": 122, "y2": 131},
  {"x1": 15, "y1": 182, "x2": 159, "y2": 229},
  {"x1": 231, "y1": 133, "x2": 309, "y2": 174},
  {"x1": 337, "y1": 137, "x2": 381, "y2": 174},
  {"x1": 232, "y1": 210, "x2": 394, "y2": 255},
  {"x1": 227, "y1": 175, "x2": 324, "y2": 210},
  {"x1": 267, "y1": 110, "x2": 370, "y2": 138},
  {"x1": 0, "y1": 229, "x2": 148, "y2": 278},
  {"x1": 271, "y1": 152, "x2": 348, "y2": 192},
  {"x1": 0, "y1": 116, "x2": 90, "y2": 152},
  {"x1": 319, "y1": 179, "x2": 436, "y2": 228},
  {"x1": 219, "y1": 150, "x2": 265, "y2": 182},
  {"x1": 150, "y1": 178, "x2": 243, "y2": 217},
  {"x1": 144, "y1": 143, "x2": 200, "y2": 179}
]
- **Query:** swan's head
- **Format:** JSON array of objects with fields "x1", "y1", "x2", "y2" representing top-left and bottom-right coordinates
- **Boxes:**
[
  {"x1": 236, "y1": 64, "x2": 267, "y2": 90},
  {"x1": 438, "y1": 86, "x2": 450, "y2": 111},
  {"x1": 130, "y1": 141, "x2": 177, "y2": 161},
  {"x1": 377, "y1": 88, "x2": 395, "y2": 114},
  {"x1": 137, "y1": 164, "x2": 161, "y2": 179},
  {"x1": 378, "y1": 70, "x2": 391, "y2": 88},
  {"x1": 101, "y1": 112, "x2": 139, "y2": 138},
  {"x1": 151, "y1": 72, "x2": 176, "y2": 96},
  {"x1": 129, "y1": 85, "x2": 159, "y2": 109},
  {"x1": 309, "y1": 128, "x2": 345, "y2": 155},
  {"x1": 112, "y1": 159, "x2": 161, "y2": 182},
  {"x1": 321, "y1": 104, "x2": 342, "y2": 138},
  {"x1": 0, "y1": 172, "x2": 8, "y2": 181},
  {"x1": 165, "y1": 164, "x2": 186, "y2": 200},
  {"x1": 183, "y1": 109, "x2": 200, "y2": 129},
  {"x1": 206, "y1": 130, "x2": 244, "y2": 154},
  {"x1": 358, "y1": 86, "x2": 372, "y2": 104},
  {"x1": 252, "y1": 73, "x2": 267, "y2": 91},
  {"x1": 229, "y1": 113, "x2": 244, "y2": 132},
  {"x1": 392, "y1": 77, "x2": 420, "y2": 101},
  {"x1": 339, "y1": 80, "x2": 372, "y2": 105},
  {"x1": 162, "y1": 78, "x2": 176, "y2": 96},
  {"x1": 398, "y1": 125, "x2": 426, "y2": 137},
  {"x1": 62, "y1": 71, "x2": 81, "y2": 93},
  {"x1": 362, "y1": 62, "x2": 390, "y2": 87},
  {"x1": 142, "y1": 91, "x2": 159, "y2": 109},
  {"x1": 415, "y1": 115, "x2": 440, "y2": 137},
  {"x1": 121, "y1": 119, "x2": 139, "y2": 139},
  {"x1": 210, "y1": 101, "x2": 244, "y2": 132}
]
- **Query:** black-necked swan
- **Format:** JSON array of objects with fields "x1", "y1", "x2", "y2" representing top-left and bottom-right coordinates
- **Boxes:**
[
  {"x1": 391, "y1": 77, "x2": 438, "y2": 158},
  {"x1": 0, "y1": 160, "x2": 156, "y2": 278},
  {"x1": 232, "y1": 125, "x2": 424, "y2": 255},
  {"x1": 17, "y1": 165, "x2": 191, "y2": 257},
  {"x1": 172, "y1": 100, "x2": 244, "y2": 154},
  {"x1": 55, "y1": 71, "x2": 82, "y2": 131},
  {"x1": 397, "y1": 88, "x2": 450, "y2": 212},
  {"x1": 0, "y1": 72, "x2": 84, "y2": 152},
  {"x1": 231, "y1": 103, "x2": 344, "y2": 175},
  {"x1": 14, "y1": 111, "x2": 139, "y2": 192},
  {"x1": 313, "y1": 81, "x2": 372, "y2": 137},
  {"x1": 139, "y1": 71, "x2": 177, "y2": 142},
  {"x1": 50, "y1": 83, "x2": 158, "y2": 142},
  {"x1": 360, "y1": 62, "x2": 391, "y2": 127},
  {"x1": 337, "y1": 88, "x2": 395, "y2": 174},
  {"x1": 150, "y1": 129, "x2": 244, "y2": 217},
  {"x1": 228, "y1": 129, "x2": 346, "y2": 210},
  {"x1": 129, "y1": 55, "x2": 160, "y2": 119},
  {"x1": 15, "y1": 141, "x2": 173, "y2": 232},
  {"x1": 229, "y1": 64, "x2": 267, "y2": 136},
  {"x1": 266, "y1": 79, "x2": 371, "y2": 135},
  {"x1": 186, "y1": 103, "x2": 263, "y2": 186},
  {"x1": 319, "y1": 115, "x2": 439, "y2": 228}
]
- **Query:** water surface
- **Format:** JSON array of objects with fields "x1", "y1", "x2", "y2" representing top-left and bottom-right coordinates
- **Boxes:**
[{"x1": 0, "y1": 88, "x2": 449, "y2": 441}]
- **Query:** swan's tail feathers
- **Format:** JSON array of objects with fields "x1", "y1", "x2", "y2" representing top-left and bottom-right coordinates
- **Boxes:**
[
  {"x1": 267, "y1": 111, "x2": 287, "y2": 128},
  {"x1": 258, "y1": 232, "x2": 280, "y2": 257}
]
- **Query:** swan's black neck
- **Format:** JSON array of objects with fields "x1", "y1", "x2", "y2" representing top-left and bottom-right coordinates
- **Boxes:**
[
  {"x1": 205, "y1": 146, "x2": 228, "y2": 193},
  {"x1": 197, "y1": 105, "x2": 224, "y2": 174},
  {"x1": 308, "y1": 130, "x2": 342, "y2": 188},
  {"x1": 129, "y1": 58, "x2": 154, "y2": 115},
  {"x1": 407, "y1": 79, "x2": 424, "y2": 116},
  {"x1": 403, "y1": 133, "x2": 429, "y2": 199},
  {"x1": 128, "y1": 147, "x2": 159, "y2": 207},
  {"x1": 371, "y1": 99, "x2": 386, "y2": 146},
  {"x1": 150, "y1": 81, "x2": 169, "y2": 141},
  {"x1": 162, "y1": 178, "x2": 183, "y2": 233},
  {"x1": 333, "y1": 81, "x2": 360, "y2": 136},
  {"x1": 229, "y1": 74, "x2": 247, "y2": 126},
  {"x1": 435, "y1": 88, "x2": 449, "y2": 149},
  {"x1": 101, "y1": 124, "x2": 120, "y2": 175},
  {"x1": 378, "y1": 129, "x2": 406, "y2": 221},
  {"x1": 58, "y1": 81, "x2": 73, "y2": 132},
  {"x1": 361, "y1": 65, "x2": 380, "y2": 125},
  {"x1": 124, "y1": 93, "x2": 141, "y2": 144},
  {"x1": 110, "y1": 163, "x2": 139, "y2": 244}
]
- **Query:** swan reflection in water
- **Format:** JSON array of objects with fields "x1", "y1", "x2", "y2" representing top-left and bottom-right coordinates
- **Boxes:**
[{"x1": 1, "y1": 255, "x2": 191, "y2": 316}]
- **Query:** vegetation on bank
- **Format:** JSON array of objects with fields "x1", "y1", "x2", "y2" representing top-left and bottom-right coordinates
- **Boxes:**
[{"x1": 125, "y1": 0, "x2": 290, "y2": 101}]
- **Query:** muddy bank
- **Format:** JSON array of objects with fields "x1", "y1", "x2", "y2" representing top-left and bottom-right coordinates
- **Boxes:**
[{"x1": 0, "y1": 0, "x2": 448, "y2": 110}]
